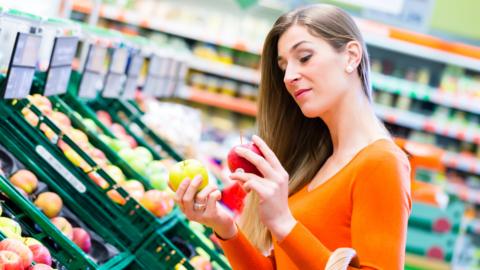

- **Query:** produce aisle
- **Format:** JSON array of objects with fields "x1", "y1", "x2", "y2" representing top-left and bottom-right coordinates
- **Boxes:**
[{"x1": 0, "y1": 0, "x2": 478, "y2": 269}]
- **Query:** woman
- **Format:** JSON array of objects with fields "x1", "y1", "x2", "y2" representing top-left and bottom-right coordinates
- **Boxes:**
[{"x1": 176, "y1": 4, "x2": 411, "y2": 269}]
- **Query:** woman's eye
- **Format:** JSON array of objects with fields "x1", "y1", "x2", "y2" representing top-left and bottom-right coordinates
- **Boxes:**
[{"x1": 299, "y1": 55, "x2": 312, "y2": 63}]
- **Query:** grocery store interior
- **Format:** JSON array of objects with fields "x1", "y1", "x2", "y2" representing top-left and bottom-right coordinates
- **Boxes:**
[{"x1": 0, "y1": 0, "x2": 478, "y2": 269}]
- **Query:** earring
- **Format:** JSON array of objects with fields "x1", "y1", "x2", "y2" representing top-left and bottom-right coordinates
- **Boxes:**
[{"x1": 346, "y1": 66, "x2": 354, "y2": 73}]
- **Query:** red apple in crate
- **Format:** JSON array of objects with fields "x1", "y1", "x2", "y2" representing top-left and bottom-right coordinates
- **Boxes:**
[
  {"x1": 190, "y1": 255, "x2": 212, "y2": 270},
  {"x1": 111, "y1": 123, "x2": 127, "y2": 136},
  {"x1": 49, "y1": 111, "x2": 71, "y2": 129},
  {"x1": 227, "y1": 143, "x2": 264, "y2": 176},
  {"x1": 66, "y1": 129, "x2": 89, "y2": 149},
  {"x1": 122, "y1": 180, "x2": 145, "y2": 201},
  {"x1": 34, "y1": 192, "x2": 63, "y2": 218},
  {"x1": 104, "y1": 165, "x2": 126, "y2": 184},
  {"x1": 0, "y1": 217, "x2": 22, "y2": 239},
  {"x1": 50, "y1": 217, "x2": 73, "y2": 240},
  {"x1": 72, "y1": 227, "x2": 91, "y2": 253},
  {"x1": 0, "y1": 250, "x2": 23, "y2": 270},
  {"x1": 96, "y1": 110, "x2": 112, "y2": 127},
  {"x1": 168, "y1": 159, "x2": 209, "y2": 192},
  {"x1": 29, "y1": 264, "x2": 54, "y2": 270},
  {"x1": 22, "y1": 238, "x2": 42, "y2": 248},
  {"x1": 140, "y1": 190, "x2": 174, "y2": 217},
  {"x1": 21, "y1": 108, "x2": 39, "y2": 126},
  {"x1": 29, "y1": 244, "x2": 52, "y2": 266},
  {"x1": 27, "y1": 94, "x2": 52, "y2": 115},
  {"x1": 107, "y1": 189, "x2": 126, "y2": 205},
  {"x1": 0, "y1": 238, "x2": 33, "y2": 268},
  {"x1": 87, "y1": 172, "x2": 109, "y2": 190},
  {"x1": 9, "y1": 169, "x2": 38, "y2": 194},
  {"x1": 124, "y1": 135, "x2": 137, "y2": 148}
]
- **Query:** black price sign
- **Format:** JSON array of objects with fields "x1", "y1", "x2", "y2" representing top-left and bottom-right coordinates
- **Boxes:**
[
  {"x1": 1, "y1": 33, "x2": 42, "y2": 99},
  {"x1": 121, "y1": 54, "x2": 144, "y2": 100},
  {"x1": 78, "y1": 45, "x2": 107, "y2": 98},
  {"x1": 44, "y1": 36, "x2": 79, "y2": 96},
  {"x1": 103, "y1": 48, "x2": 128, "y2": 98}
]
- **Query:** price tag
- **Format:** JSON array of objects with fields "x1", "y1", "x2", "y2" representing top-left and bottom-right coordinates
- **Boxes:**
[
  {"x1": 78, "y1": 45, "x2": 107, "y2": 98},
  {"x1": 1, "y1": 33, "x2": 42, "y2": 99},
  {"x1": 78, "y1": 71, "x2": 103, "y2": 98},
  {"x1": 102, "y1": 48, "x2": 128, "y2": 98},
  {"x1": 44, "y1": 36, "x2": 79, "y2": 96},
  {"x1": 35, "y1": 145, "x2": 86, "y2": 193},
  {"x1": 121, "y1": 76, "x2": 138, "y2": 100}
]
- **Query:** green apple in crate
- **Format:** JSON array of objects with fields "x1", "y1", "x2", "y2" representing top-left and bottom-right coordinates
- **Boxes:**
[
  {"x1": 168, "y1": 159, "x2": 209, "y2": 192},
  {"x1": 0, "y1": 217, "x2": 22, "y2": 239}
]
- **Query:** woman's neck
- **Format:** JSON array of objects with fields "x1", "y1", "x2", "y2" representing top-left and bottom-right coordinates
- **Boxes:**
[{"x1": 321, "y1": 86, "x2": 389, "y2": 157}]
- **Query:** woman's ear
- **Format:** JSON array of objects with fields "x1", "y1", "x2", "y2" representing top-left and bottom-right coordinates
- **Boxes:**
[{"x1": 344, "y1": 41, "x2": 362, "y2": 74}]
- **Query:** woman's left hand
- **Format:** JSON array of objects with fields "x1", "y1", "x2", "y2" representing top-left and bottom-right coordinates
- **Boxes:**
[{"x1": 230, "y1": 135, "x2": 297, "y2": 241}]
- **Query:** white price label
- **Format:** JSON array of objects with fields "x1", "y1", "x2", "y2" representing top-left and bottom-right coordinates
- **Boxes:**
[{"x1": 35, "y1": 145, "x2": 86, "y2": 193}]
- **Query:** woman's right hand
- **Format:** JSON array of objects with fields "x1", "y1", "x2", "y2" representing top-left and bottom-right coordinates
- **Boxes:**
[{"x1": 175, "y1": 175, "x2": 238, "y2": 240}]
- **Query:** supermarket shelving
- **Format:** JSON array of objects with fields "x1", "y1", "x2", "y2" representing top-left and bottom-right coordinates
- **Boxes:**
[
  {"x1": 71, "y1": 0, "x2": 480, "y2": 71},
  {"x1": 405, "y1": 253, "x2": 450, "y2": 270}
]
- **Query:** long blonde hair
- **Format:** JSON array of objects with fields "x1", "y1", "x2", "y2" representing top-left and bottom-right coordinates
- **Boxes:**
[{"x1": 239, "y1": 4, "x2": 373, "y2": 252}]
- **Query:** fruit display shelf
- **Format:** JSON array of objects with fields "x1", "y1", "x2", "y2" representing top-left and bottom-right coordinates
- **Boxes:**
[{"x1": 0, "y1": 174, "x2": 103, "y2": 269}]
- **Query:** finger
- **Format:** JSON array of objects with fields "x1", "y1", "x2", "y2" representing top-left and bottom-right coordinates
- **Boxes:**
[
  {"x1": 195, "y1": 185, "x2": 217, "y2": 204},
  {"x1": 252, "y1": 135, "x2": 284, "y2": 171},
  {"x1": 204, "y1": 190, "x2": 222, "y2": 215},
  {"x1": 234, "y1": 146, "x2": 273, "y2": 178},
  {"x1": 243, "y1": 179, "x2": 271, "y2": 202},
  {"x1": 230, "y1": 171, "x2": 264, "y2": 184},
  {"x1": 182, "y1": 175, "x2": 204, "y2": 208},
  {"x1": 175, "y1": 178, "x2": 191, "y2": 206}
]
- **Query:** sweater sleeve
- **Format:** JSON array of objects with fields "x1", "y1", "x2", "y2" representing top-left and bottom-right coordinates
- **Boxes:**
[
  {"x1": 349, "y1": 154, "x2": 411, "y2": 269},
  {"x1": 219, "y1": 229, "x2": 275, "y2": 270},
  {"x1": 278, "y1": 152, "x2": 411, "y2": 269}
]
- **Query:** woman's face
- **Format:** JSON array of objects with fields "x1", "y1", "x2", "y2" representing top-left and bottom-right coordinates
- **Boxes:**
[{"x1": 277, "y1": 24, "x2": 351, "y2": 118}]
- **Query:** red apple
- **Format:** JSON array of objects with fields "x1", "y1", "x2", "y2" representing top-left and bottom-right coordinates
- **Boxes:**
[
  {"x1": 21, "y1": 108, "x2": 39, "y2": 126},
  {"x1": 140, "y1": 190, "x2": 174, "y2": 217},
  {"x1": 87, "y1": 172, "x2": 110, "y2": 190},
  {"x1": 0, "y1": 250, "x2": 23, "y2": 270},
  {"x1": 29, "y1": 264, "x2": 54, "y2": 270},
  {"x1": 227, "y1": 143, "x2": 264, "y2": 176},
  {"x1": 96, "y1": 111, "x2": 112, "y2": 127},
  {"x1": 107, "y1": 189, "x2": 127, "y2": 205},
  {"x1": 121, "y1": 180, "x2": 145, "y2": 201},
  {"x1": 9, "y1": 169, "x2": 38, "y2": 194},
  {"x1": 0, "y1": 238, "x2": 33, "y2": 268},
  {"x1": 50, "y1": 217, "x2": 73, "y2": 240},
  {"x1": 34, "y1": 192, "x2": 63, "y2": 218},
  {"x1": 49, "y1": 111, "x2": 71, "y2": 129},
  {"x1": 168, "y1": 159, "x2": 209, "y2": 192},
  {"x1": 124, "y1": 135, "x2": 137, "y2": 148},
  {"x1": 111, "y1": 123, "x2": 127, "y2": 136},
  {"x1": 72, "y1": 228, "x2": 91, "y2": 253},
  {"x1": 29, "y1": 244, "x2": 52, "y2": 266}
]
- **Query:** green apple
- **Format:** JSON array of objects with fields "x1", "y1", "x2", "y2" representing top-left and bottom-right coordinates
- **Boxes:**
[
  {"x1": 104, "y1": 165, "x2": 126, "y2": 184},
  {"x1": 110, "y1": 139, "x2": 130, "y2": 152},
  {"x1": 129, "y1": 158, "x2": 148, "y2": 176},
  {"x1": 150, "y1": 172, "x2": 169, "y2": 190},
  {"x1": 144, "y1": 161, "x2": 167, "y2": 176},
  {"x1": 168, "y1": 159, "x2": 208, "y2": 192},
  {"x1": 98, "y1": 134, "x2": 112, "y2": 145},
  {"x1": 0, "y1": 217, "x2": 22, "y2": 238},
  {"x1": 134, "y1": 147, "x2": 153, "y2": 163},
  {"x1": 82, "y1": 118, "x2": 98, "y2": 133},
  {"x1": 118, "y1": 148, "x2": 136, "y2": 163}
]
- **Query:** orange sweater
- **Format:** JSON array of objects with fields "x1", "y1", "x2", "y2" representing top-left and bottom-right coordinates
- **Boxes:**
[{"x1": 220, "y1": 139, "x2": 412, "y2": 269}]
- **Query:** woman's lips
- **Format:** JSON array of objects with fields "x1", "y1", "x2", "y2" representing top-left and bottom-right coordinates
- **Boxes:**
[{"x1": 294, "y1": 88, "x2": 311, "y2": 98}]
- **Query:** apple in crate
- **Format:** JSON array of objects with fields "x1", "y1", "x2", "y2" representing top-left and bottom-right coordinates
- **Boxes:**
[
  {"x1": 29, "y1": 264, "x2": 55, "y2": 270},
  {"x1": 87, "y1": 172, "x2": 109, "y2": 190},
  {"x1": 50, "y1": 217, "x2": 73, "y2": 240},
  {"x1": 49, "y1": 111, "x2": 71, "y2": 129},
  {"x1": 107, "y1": 189, "x2": 126, "y2": 205},
  {"x1": 0, "y1": 217, "x2": 22, "y2": 239},
  {"x1": 140, "y1": 190, "x2": 174, "y2": 217},
  {"x1": 96, "y1": 110, "x2": 112, "y2": 127},
  {"x1": 0, "y1": 238, "x2": 33, "y2": 268},
  {"x1": 104, "y1": 165, "x2": 126, "y2": 184},
  {"x1": 82, "y1": 118, "x2": 98, "y2": 133},
  {"x1": 21, "y1": 108, "x2": 40, "y2": 126},
  {"x1": 34, "y1": 192, "x2": 63, "y2": 218},
  {"x1": 227, "y1": 142, "x2": 264, "y2": 176},
  {"x1": 27, "y1": 94, "x2": 52, "y2": 115},
  {"x1": 0, "y1": 250, "x2": 23, "y2": 270},
  {"x1": 134, "y1": 147, "x2": 153, "y2": 163},
  {"x1": 72, "y1": 227, "x2": 91, "y2": 253},
  {"x1": 122, "y1": 180, "x2": 145, "y2": 201},
  {"x1": 168, "y1": 159, "x2": 209, "y2": 192},
  {"x1": 190, "y1": 255, "x2": 212, "y2": 270},
  {"x1": 9, "y1": 169, "x2": 39, "y2": 194},
  {"x1": 29, "y1": 244, "x2": 52, "y2": 266}
]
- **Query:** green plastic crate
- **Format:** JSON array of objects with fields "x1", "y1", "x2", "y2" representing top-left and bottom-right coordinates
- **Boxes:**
[
  {"x1": 0, "y1": 175, "x2": 102, "y2": 269},
  {"x1": 0, "y1": 98, "x2": 159, "y2": 249}
]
